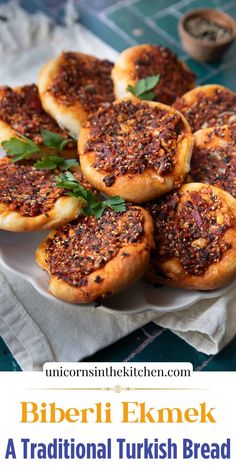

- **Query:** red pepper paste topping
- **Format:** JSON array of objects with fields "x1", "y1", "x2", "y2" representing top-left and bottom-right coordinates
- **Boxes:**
[
  {"x1": 48, "y1": 52, "x2": 115, "y2": 112},
  {"x1": 133, "y1": 46, "x2": 195, "y2": 105},
  {"x1": 174, "y1": 88, "x2": 236, "y2": 132},
  {"x1": 147, "y1": 187, "x2": 234, "y2": 276},
  {"x1": 85, "y1": 100, "x2": 185, "y2": 187},
  {"x1": 0, "y1": 84, "x2": 70, "y2": 144},
  {"x1": 45, "y1": 207, "x2": 145, "y2": 287},
  {"x1": 191, "y1": 125, "x2": 236, "y2": 198},
  {"x1": 0, "y1": 160, "x2": 90, "y2": 217}
]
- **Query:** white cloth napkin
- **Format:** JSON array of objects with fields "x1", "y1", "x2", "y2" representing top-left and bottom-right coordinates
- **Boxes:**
[
  {"x1": 0, "y1": 1, "x2": 235, "y2": 370},
  {"x1": 1, "y1": 265, "x2": 236, "y2": 370}
]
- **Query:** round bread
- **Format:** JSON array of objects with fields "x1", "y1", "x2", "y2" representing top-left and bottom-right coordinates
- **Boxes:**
[
  {"x1": 38, "y1": 51, "x2": 115, "y2": 138},
  {"x1": 36, "y1": 206, "x2": 154, "y2": 303},
  {"x1": 0, "y1": 84, "x2": 76, "y2": 157},
  {"x1": 146, "y1": 182, "x2": 236, "y2": 290},
  {"x1": 192, "y1": 124, "x2": 236, "y2": 198},
  {"x1": 0, "y1": 157, "x2": 90, "y2": 231},
  {"x1": 112, "y1": 44, "x2": 196, "y2": 105},
  {"x1": 173, "y1": 84, "x2": 236, "y2": 132},
  {"x1": 78, "y1": 98, "x2": 193, "y2": 203}
]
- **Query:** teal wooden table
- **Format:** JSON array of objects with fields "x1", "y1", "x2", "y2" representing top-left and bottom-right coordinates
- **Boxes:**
[{"x1": 0, "y1": 0, "x2": 236, "y2": 371}]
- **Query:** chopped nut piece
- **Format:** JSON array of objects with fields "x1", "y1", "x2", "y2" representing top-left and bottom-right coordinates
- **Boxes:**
[{"x1": 191, "y1": 238, "x2": 207, "y2": 248}]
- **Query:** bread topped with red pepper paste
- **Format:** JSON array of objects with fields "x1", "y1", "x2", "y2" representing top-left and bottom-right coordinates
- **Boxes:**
[
  {"x1": 78, "y1": 98, "x2": 193, "y2": 203},
  {"x1": 112, "y1": 44, "x2": 196, "y2": 105},
  {"x1": 0, "y1": 84, "x2": 76, "y2": 156},
  {"x1": 192, "y1": 124, "x2": 236, "y2": 198},
  {"x1": 146, "y1": 182, "x2": 236, "y2": 290},
  {"x1": 173, "y1": 84, "x2": 236, "y2": 133},
  {"x1": 36, "y1": 206, "x2": 154, "y2": 303},
  {"x1": 38, "y1": 51, "x2": 115, "y2": 138},
  {"x1": 0, "y1": 157, "x2": 89, "y2": 231}
]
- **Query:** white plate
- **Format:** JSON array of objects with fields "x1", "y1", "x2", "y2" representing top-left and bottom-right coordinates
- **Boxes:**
[
  {"x1": 0, "y1": 230, "x2": 235, "y2": 316},
  {"x1": 0, "y1": 30, "x2": 234, "y2": 317}
]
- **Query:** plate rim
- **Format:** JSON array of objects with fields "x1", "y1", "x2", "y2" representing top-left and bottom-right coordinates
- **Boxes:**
[{"x1": 1, "y1": 241, "x2": 235, "y2": 316}]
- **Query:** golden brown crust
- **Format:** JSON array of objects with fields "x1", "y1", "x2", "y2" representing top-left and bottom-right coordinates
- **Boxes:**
[
  {"x1": 36, "y1": 207, "x2": 154, "y2": 303},
  {"x1": 0, "y1": 157, "x2": 84, "y2": 232},
  {"x1": 38, "y1": 58, "x2": 87, "y2": 139},
  {"x1": 38, "y1": 52, "x2": 114, "y2": 138},
  {"x1": 0, "y1": 119, "x2": 16, "y2": 143},
  {"x1": 192, "y1": 124, "x2": 236, "y2": 198},
  {"x1": 0, "y1": 196, "x2": 82, "y2": 232},
  {"x1": 0, "y1": 84, "x2": 76, "y2": 157},
  {"x1": 78, "y1": 98, "x2": 193, "y2": 203},
  {"x1": 173, "y1": 84, "x2": 236, "y2": 132},
  {"x1": 146, "y1": 182, "x2": 236, "y2": 290},
  {"x1": 112, "y1": 44, "x2": 196, "y2": 105}
]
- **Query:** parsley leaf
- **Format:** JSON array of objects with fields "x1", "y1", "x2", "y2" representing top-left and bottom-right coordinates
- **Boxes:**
[
  {"x1": 35, "y1": 156, "x2": 78, "y2": 171},
  {"x1": 127, "y1": 74, "x2": 160, "y2": 101},
  {"x1": 41, "y1": 129, "x2": 76, "y2": 151},
  {"x1": 55, "y1": 171, "x2": 126, "y2": 219},
  {"x1": 104, "y1": 195, "x2": 126, "y2": 213},
  {"x1": 2, "y1": 130, "x2": 78, "y2": 169},
  {"x1": 2, "y1": 135, "x2": 40, "y2": 162}
]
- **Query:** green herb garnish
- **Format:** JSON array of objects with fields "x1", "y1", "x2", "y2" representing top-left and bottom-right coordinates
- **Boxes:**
[
  {"x1": 2, "y1": 135, "x2": 40, "y2": 163},
  {"x1": 40, "y1": 129, "x2": 75, "y2": 151},
  {"x1": 127, "y1": 74, "x2": 160, "y2": 100},
  {"x1": 55, "y1": 171, "x2": 126, "y2": 219},
  {"x1": 35, "y1": 156, "x2": 78, "y2": 171},
  {"x1": 2, "y1": 130, "x2": 77, "y2": 170}
]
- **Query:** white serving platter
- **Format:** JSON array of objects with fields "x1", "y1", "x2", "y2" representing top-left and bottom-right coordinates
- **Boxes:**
[
  {"x1": 0, "y1": 25, "x2": 235, "y2": 316},
  {"x1": 0, "y1": 230, "x2": 234, "y2": 316}
]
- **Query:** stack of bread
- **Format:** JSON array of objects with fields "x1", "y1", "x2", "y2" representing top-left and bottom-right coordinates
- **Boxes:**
[{"x1": 0, "y1": 44, "x2": 235, "y2": 303}]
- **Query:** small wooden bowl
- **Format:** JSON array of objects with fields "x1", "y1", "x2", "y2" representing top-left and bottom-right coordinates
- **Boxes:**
[{"x1": 178, "y1": 9, "x2": 236, "y2": 62}]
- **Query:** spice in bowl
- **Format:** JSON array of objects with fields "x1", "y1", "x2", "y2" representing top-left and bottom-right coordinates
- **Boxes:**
[
  {"x1": 178, "y1": 9, "x2": 236, "y2": 62},
  {"x1": 184, "y1": 16, "x2": 232, "y2": 43}
]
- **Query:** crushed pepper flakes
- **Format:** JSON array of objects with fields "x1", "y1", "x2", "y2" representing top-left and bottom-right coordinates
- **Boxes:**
[
  {"x1": 147, "y1": 187, "x2": 235, "y2": 276},
  {"x1": 174, "y1": 87, "x2": 236, "y2": 132},
  {"x1": 0, "y1": 160, "x2": 90, "y2": 217},
  {"x1": 48, "y1": 52, "x2": 114, "y2": 112},
  {"x1": 0, "y1": 84, "x2": 70, "y2": 144},
  {"x1": 191, "y1": 125, "x2": 236, "y2": 198},
  {"x1": 85, "y1": 100, "x2": 185, "y2": 187},
  {"x1": 45, "y1": 207, "x2": 145, "y2": 287},
  {"x1": 133, "y1": 46, "x2": 195, "y2": 104}
]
